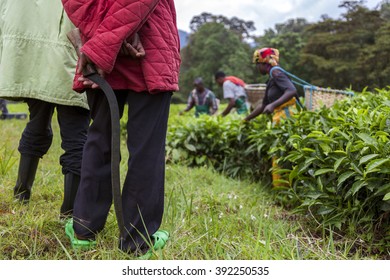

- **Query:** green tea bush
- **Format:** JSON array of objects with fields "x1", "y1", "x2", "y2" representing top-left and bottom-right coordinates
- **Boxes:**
[
  {"x1": 272, "y1": 89, "x2": 390, "y2": 237},
  {"x1": 166, "y1": 113, "x2": 272, "y2": 181},
  {"x1": 166, "y1": 88, "x2": 390, "y2": 241}
]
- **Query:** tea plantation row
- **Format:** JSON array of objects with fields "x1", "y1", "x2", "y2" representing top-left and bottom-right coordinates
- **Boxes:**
[{"x1": 165, "y1": 88, "x2": 390, "y2": 246}]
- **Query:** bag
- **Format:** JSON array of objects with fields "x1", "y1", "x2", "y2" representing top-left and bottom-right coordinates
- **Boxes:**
[{"x1": 269, "y1": 66, "x2": 354, "y2": 111}]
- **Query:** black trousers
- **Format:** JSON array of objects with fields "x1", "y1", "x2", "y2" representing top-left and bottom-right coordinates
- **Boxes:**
[
  {"x1": 18, "y1": 99, "x2": 90, "y2": 175},
  {"x1": 0, "y1": 98, "x2": 8, "y2": 114},
  {"x1": 73, "y1": 89, "x2": 171, "y2": 252}
]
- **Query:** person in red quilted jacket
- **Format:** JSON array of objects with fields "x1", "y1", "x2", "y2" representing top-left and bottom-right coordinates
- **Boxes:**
[{"x1": 61, "y1": 0, "x2": 181, "y2": 258}]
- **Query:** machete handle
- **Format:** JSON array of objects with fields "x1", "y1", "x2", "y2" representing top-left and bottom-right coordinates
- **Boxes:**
[
  {"x1": 67, "y1": 29, "x2": 124, "y2": 239},
  {"x1": 82, "y1": 63, "x2": 98, "y2": 77}
]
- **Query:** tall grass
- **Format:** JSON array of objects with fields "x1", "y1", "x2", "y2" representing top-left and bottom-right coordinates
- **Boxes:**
[{"x1": 0, "y1": 103, "x2": 379, "y2": 259}]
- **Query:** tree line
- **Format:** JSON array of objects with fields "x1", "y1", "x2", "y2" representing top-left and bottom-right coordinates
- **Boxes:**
[{"x1": 176, "y1": 0, "x2": 390, "y2": 103}]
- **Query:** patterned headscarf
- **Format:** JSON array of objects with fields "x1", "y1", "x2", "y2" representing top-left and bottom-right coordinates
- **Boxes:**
[{"x1": 252, "y1": 48, "x2": 280, "y2": 66}]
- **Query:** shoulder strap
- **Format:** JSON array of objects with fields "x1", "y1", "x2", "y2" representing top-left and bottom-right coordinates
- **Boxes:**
[
  {"x1": 269, "y1": 66, "x2": 284, "y2": 78},
  {"x1": 270, "y1": 66, "x2": 313, "y2": 88}
]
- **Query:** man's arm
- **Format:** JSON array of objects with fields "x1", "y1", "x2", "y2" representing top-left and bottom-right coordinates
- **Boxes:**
[
  {"x1": 244, "y1": 102, "x2": 265, "y2": 121},
  {"x1": 180, "y1": 94, "x2": 195, "y2": 115},
  {"x1": 221, "y1": 98, "x2": 235, "y2": 117},
  {"x1": 67, "y1": 28, "x2": 145, "y2": 88}
]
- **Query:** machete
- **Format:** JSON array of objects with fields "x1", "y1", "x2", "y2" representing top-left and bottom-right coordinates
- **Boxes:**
[{"x1": 67, "y1": 28, "x2": 125, "y2": 244}]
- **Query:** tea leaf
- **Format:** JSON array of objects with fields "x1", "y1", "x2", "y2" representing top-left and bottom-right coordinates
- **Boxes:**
[
  {"x1": 359, "y1": 154, "x2": 379, "y2": 166},
  {"x1": 357, "y1": 133, "x2": 377, "y2": 146},
  {"x1": 365, "y1": 158, "x2": 390, "y2": 174},
  {"x1": 314, "y1": 169, "x2": 334, "y2": 176},
  {"x1": 346, "y1": 180, "x2": 368, "y2": 197},
  {"x1": 334, "y1": 156, "x2": 347, "y2": 171},
  {"x1": 317, "y1": 206, "x2": 335, "y2": 215},
  {"x1": 351, "y1": 162, "x2": 363, "y2": 175},
  {"x1": 184, "y1": 143, "x2": 196, "y2": 152},
  {"x1": 337, "y1": 171, "x2": 356, "y2": 186},
  {"x1": 374, "y1": 183, "x2": 390, "y2": 196}
]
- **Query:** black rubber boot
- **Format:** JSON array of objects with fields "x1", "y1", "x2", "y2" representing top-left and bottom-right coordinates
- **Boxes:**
[
  {"x1": 60, "y1": 173, "x2": 80, "y2": 220},
  {"x1": 13, "y1": 155, "x2": 40, "y2": 203}
]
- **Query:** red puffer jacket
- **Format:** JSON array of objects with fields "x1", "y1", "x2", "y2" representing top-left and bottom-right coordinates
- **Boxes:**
[{"x1": 61, "y1": 0, "x2": 180, "y2": 93}]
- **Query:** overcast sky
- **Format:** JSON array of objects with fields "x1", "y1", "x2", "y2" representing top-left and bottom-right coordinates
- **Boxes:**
[{"x1": 174, "y1": 0, "x2": 382, "y2": 35}]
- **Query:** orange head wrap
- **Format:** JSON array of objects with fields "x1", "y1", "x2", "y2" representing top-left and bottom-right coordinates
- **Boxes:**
[{"x1": 253, "y1": 48, "x2": 280, "y2": 66}]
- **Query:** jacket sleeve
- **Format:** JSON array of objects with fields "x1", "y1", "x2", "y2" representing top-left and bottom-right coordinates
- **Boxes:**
[{"x1": 62, "y1": 0, "x2": 160, "y2": 73}]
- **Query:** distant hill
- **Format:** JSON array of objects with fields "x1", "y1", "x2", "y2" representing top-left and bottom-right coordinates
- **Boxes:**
[{"x1": 178, "y1": 29, "x2": 189, "y2": 49}]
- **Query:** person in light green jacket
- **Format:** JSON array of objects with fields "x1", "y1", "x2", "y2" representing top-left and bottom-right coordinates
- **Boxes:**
[{"x1": 0, "y1": 0, "x2": 90, "y2": 219}]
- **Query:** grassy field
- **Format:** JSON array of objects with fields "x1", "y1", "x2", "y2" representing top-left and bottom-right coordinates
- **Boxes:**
[{"x1": 0, "y1": 102, "x2": 378, "y2": 260}]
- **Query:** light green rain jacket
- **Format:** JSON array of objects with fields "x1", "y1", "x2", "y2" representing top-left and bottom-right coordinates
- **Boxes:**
[{"x1": 0, "y1": 0, "x2": 88, "y2": 109}]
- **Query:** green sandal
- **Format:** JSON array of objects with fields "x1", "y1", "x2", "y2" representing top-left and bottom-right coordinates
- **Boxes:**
[
  {"x1": 138, "y1": 230, "x2": 170, "y2": 260},
  {"x1": 65, "y1": 218, "x2": 96, "y2": 250}
]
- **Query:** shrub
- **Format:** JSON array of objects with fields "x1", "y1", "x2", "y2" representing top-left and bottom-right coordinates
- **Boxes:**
[{"x1": 166, "y1": 88, "x2": 390, "y2": 241}]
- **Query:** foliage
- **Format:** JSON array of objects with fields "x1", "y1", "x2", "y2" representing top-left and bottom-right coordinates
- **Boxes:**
[
  {"x1": 179, "y1": 22, "x2": 257, "y2": 102},
  {"x1": 254, "y1": 18, "x2": 310, "y2": 82},
  {"x1": 338, "y1": 0, "x2": 366, "y2": 12},
  {"x1": 1, "y1": 162, "x2": 370, "y2": 260},
  {"x1": 379, "y1": 0, "x2": 390, "y2": 20},
  {"x1": 252, "y1": 3, "x2": 390, "y2": 93},
  {"x1": 357, "y1": 21, "x2": 390, "y2": 88},
  {"x1": 189, "y1": 12, "x2": 256, "y2": 41},
  {"x1": 181, "y1": 4, "x2": 390, "y2": 107},
  {"x1": 0, "y1": 144, "x2": 17, "y2": 175},
  {"x1": 299, "y1": 5, "x2": 385, "y2": 91},
  {"x1": 0, "y1": 102, "x2": 387, "y2": 259},
  {"x1": 269, "y1": 89, "x2": 390, "y2": 237},
  {"x1": 166, "y1": 113, "x2": 272, "y2": 182},
  {"x1": 166, "y1": 88, "x2": 390, "y2": 245}
]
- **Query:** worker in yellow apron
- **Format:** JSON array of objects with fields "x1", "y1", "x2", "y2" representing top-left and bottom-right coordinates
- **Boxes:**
[{"x1": 244, "y1": 48, "x2": 299, "y2": 187}]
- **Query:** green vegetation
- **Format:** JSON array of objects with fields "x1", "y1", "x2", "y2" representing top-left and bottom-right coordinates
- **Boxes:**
[
  {"x1": 178, "y1": 2, "x2": 390, "y2": 102},
  {"x1": 171, "y1": 4, "x2": 390, "y2": 257},
  {"x1": 178, "y1": 22, "x2": 256, "y2": 103},
  {"x1": 2, "y1": 102, "x2": 386, "y2": 260},
  {"x1": 166, "y1": 89, "x2": 390, "y2": 258}
]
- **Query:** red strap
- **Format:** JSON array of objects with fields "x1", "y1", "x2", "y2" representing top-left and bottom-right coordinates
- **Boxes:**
[{"x1": 224, "y1": 76, "x2": 246, "y2": 87}]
